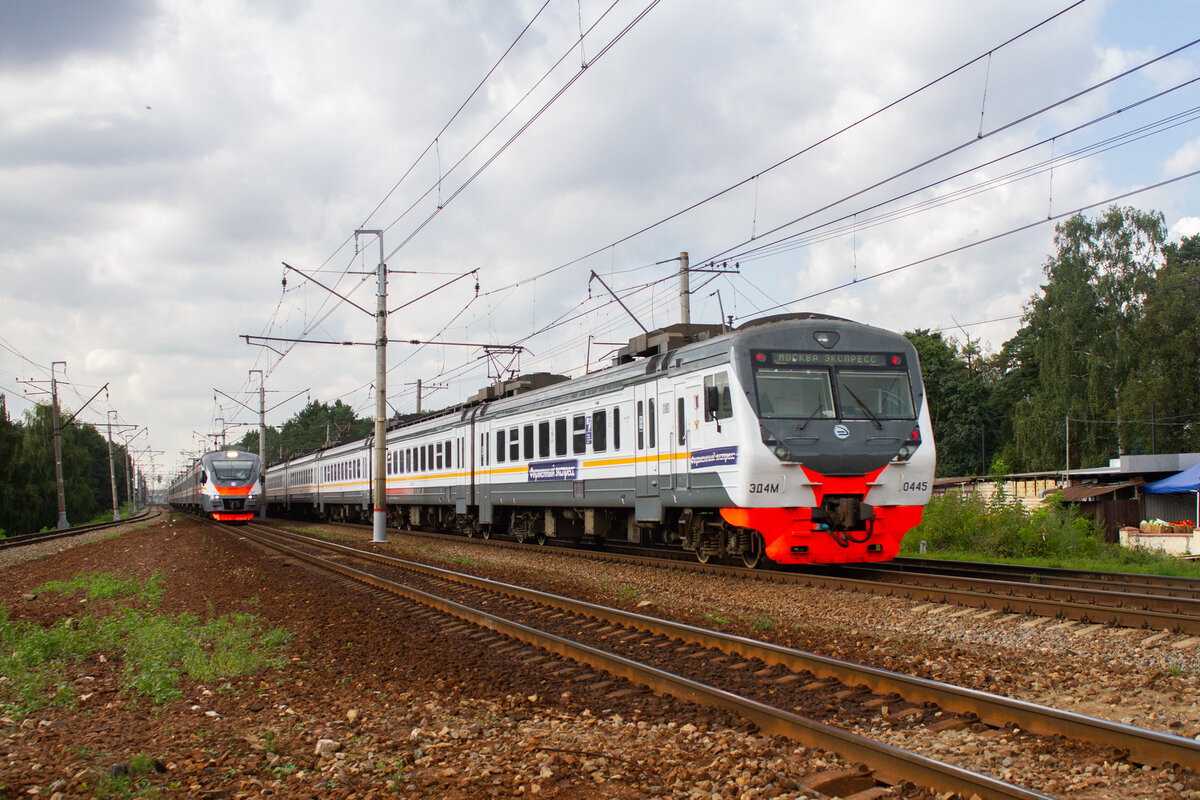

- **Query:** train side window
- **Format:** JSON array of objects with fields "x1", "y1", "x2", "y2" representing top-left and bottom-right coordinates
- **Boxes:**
[
  {"x1": 436, "y1": 442, "x2": 443, "y2": 470},
  {"x1": 704, "y1": 372, "x2": 734, "y2": 421},
  {"x1": 496, "y1": 430, "x2": 506, "y2": 463},
  {"x1": 509, "y1": 428, "x2": 520, "y2": 461},
  {"x1": 648, "y1": 399, "x2": 657, "y2": 448},
  {"x1": 613, "y1": 406, "x2": 620, "y2": 451},
  {"x1": 426, "y1": 444, "x2": 433, "y2": 471},
  {"x1": 637, "y1": 401, "x2": 644, "y2": 449},
  {"x1": 677, "y1": 398, "x2": 686, "y2": 446},
  {"x1": 554, "y1": 418, "x2": 567, "y2": 456},
  {"x1": 420, "y1": 446, "x2": 427, "y2": 472},
  {"x1": 592, "y1": 410, "x2": 607, "y2": 453},
  {"x1": 538, "y1": 421, "x2": 550, "y2": 458},
  {"x1": 518, "y1": 425, "x2": 530, "y2": 460},
  {"x1": 572, "y1": 415, "x2": 586, "y2": 454},
  {"x1": 447, "y1": 440, "x2": 454, "y2": 469}
]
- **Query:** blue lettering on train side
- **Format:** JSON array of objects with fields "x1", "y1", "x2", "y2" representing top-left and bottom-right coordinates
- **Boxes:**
[
  {"x1": 690, "y1": 446, "x2": 738, "y2": 470},
  {"x1": 528, "y1": 459, "x2": 579, "y2": 482}
]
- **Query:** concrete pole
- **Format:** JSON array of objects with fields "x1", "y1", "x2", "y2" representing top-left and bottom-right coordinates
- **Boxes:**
[
  {"x1": 51, "y1": 361, "x2": 69, "y2": 529},
  {"x1": 125, "y1": 447, "x2": 134, "y2": 517},
  {"x1": 679, "y1": 251, "x2": 690, "y2": 325},
  {"x1": 416, "y1": 378, "x2": 422, "y2": 414},
  {"x1": 251, "y1": 369, "x2": 266, "y2": 519},
  {"x1": 107, "y1": 411, "x2": 121, "y2": 521},
  {"x1": 357, "y1": 229, "x2": 388, "y2": 544}
]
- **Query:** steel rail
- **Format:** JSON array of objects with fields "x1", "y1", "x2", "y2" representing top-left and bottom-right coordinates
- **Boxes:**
[
  {"x1": 831, "y1": 565, "x2": 1200, "y2": 616},
  {"x1": 269, "y1": 520, "x2": 1200, "y2": 632},
  {"x1": 873, "y1": 558, "x2": 1200, "y2": 599},
  {"x1": 230, "y1": 523, "x2": 1054, "y2": 800},
  {"x1": 249, "y1": 523, "x2": 1200, "y2": 771},
  {"x1": 0, "y1": 507, "x2": 157, "y2": 550}
]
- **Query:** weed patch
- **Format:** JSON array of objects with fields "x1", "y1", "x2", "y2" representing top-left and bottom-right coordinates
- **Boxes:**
[{"x1": 0, "y1": 573, "x2": 291, "y2": 716}]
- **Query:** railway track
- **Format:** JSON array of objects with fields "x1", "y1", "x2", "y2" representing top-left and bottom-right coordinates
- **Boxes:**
[
  {"x1": 0, "y1": 507, "x2": 157, "y2": 551},
  {"x1": 287, "y1": 518, "x2": 1200, "y2": 637},
  {"x1": 223, "y1": 521, "x2": 1200, "y2": 799}
]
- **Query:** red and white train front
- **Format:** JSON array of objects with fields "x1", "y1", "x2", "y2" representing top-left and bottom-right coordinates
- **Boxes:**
[
  {"x1": 715, "y1": 316, "x2": 936, "y2": 564},
  {"x1": 169, "y1": 449, "x2": 263, "y2": 522}
]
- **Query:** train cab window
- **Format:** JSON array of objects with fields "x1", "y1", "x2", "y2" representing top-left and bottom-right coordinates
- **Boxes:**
[
  {"x1": 436, "y1": 443, "x2": 443, "y2": 470},
  {"x1": 572, "y1": 415, "x2": 586, "y2": 454},
  {"x1": 837, "y1": 370, "x2": 916, "y2": 419},
  {"x1": 704, "y1": 372, "x2": 734, "y2": 421},
  {"x1": 637, "y1": 401, "x2": 644, "y2": 449},
  {"x1": 756, "y1": 369, "x2": 835, "y2": 420},
  {"x1": 613, "y1": 407, "x2": 620, "y2": 451},
  {"x1": 509, "y1": 428, "x2": 520, "y2": 462},
  {"x1": 592, "y1": 410, "x2": 607, "y2": 453},
  {"x1": 496, "y1": 430, "x2": 506, "y2": 463},
  {"x1": 677, "y1": 398, "x2": 686, "y2": 446},
  {"x1": 523, "y1": 425, "x2": 534, "y2": 460},
  {"x1": 538, "y1": 421, "x2": 550, "y2": 458},
  {"x1": 554, "y1": 418, "x2": 567, "y2": 456}
]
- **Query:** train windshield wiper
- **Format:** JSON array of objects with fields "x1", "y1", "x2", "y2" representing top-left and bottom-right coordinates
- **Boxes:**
[
  {"x1": 797, "y1": 402, "x2": 826, "y2": 431},
  {"x1": 843, "y1": 386, "x2": 883, "y2": 430}
]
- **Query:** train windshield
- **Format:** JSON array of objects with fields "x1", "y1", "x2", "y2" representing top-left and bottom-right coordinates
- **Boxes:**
[
  {"x1": 836, "y1": 370, "x2": 915, "y2": 420},
  {"x1": 211, "y1": 459, "x2": 256, "y2": 482},
  {"x1": 755, "y1": 369, "x2": 836, "y2": 420},
  {"x1": 755, "y1": 367, "x2": 915, "y2": 421}
]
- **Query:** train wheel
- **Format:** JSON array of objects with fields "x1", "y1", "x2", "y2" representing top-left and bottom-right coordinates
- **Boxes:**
[
  {"x1": 535, "y1": 532, "x2": 547, "y2": 546},
  {"x1": 481, "y1": 527, "x2": 491, "y2": 540},
  {"x1": 695, "y1": 548, "x2": 712, "y2": 565},
  {"x1": 741, "y1": 533, "x2": 765, "y2": 569}
]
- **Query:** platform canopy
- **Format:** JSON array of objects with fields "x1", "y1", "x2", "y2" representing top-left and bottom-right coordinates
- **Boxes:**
[{"x1": 1142, "y1": 462, "x2": 1200, "y2": 494}]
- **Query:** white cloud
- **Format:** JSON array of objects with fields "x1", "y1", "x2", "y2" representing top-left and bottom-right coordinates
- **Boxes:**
[{"x1": 2, "y1": 0, "x2": 1199, "y2": 479}]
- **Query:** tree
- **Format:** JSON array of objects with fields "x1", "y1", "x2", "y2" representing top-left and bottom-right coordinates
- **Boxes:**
[
  {"x1": 1118, "y1": 233, "x2": 1200, "y2": 454},
  {"x1": 906, "y1": 329, "x2": 1002, "y2": 477},
  {"x1": 1006, "y1": 206, "x2": 1166, "y2": 470},
  {"x1": 234, "y1": 399, "x2": 372, "y2": 465}
]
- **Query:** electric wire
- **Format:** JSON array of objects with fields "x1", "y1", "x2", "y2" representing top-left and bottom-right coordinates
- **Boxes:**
[{"x1": 469, "y1": 0, "x2": 1096, "y2": 300}]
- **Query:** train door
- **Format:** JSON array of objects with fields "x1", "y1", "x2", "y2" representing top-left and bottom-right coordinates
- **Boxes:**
[
  {"x1": 634, "y1": 381, "x2": 661, "y2": 520},
  {"x1": 672, "y1": 380, "x2": 699, "y2": 491}
]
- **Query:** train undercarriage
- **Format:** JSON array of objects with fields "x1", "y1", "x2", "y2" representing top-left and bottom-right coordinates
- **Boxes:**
[{"x1": 266, "y1": 496, "x2": 900, "y2": 568}]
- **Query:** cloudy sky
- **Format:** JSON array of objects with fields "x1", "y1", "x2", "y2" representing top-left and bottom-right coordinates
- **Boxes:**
[{"x1": 2, "y1": 0, "x2": 1199, "y2": 485}]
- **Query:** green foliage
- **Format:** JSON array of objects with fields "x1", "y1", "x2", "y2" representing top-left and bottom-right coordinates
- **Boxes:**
[
  {"x1": 0, "y1": 394, "x2": 135, "y2": 535},
  {"x1": 39, "y1": 571, "x2": 164, "y2": 606},
  {"x1": 904, "y1": 490, "x2": 1107, "y2": 560},
  {"x1": 905, "y1": 329, "x2": 1002, "y2": 477},
  {"x1": 234, "y1": 398, "x2": 372, "y2": 466},
  {"x1": 0, "y1": 573, "x2": 291, "y2": 716},
  {"x1": 903, "y1": 490, "x2": 1200, "y2": 577}
]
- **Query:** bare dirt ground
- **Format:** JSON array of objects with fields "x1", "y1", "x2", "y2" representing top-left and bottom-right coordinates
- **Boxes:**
[{"x1": 0, "y1": 514, "x2": 869, "y2": 800}]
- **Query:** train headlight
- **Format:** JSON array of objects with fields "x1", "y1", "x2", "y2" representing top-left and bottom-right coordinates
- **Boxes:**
[
  {"x1": 773, "y1": 445, "x2": 791, "y2": 461},
  {"x1": 893, "y1": 427, "x2": 922, "y2": 462}
]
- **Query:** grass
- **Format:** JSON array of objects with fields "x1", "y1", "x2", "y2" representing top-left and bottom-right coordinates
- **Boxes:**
[
  {"x1": 902, "y1": 490, "x2": 1200, "y2": 578},
  {"x1": 0, "y1": 572, "x2": 292, "y2": 717}
]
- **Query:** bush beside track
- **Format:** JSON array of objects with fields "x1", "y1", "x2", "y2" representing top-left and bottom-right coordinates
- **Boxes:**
[{"x1": 902, "y1": 490, "x2": 1200, "y2": 577}]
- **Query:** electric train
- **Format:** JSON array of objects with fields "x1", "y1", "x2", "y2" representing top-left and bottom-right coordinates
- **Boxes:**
[
  {"x1": 168, "y1": 448, "x2": 263, "y2": 522},
  {"x1": 260, "y1": 314, "x2": 935, "y2": 565}
]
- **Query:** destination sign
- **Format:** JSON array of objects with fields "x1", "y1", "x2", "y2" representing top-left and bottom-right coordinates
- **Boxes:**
[{"x1": 755, "y1": 351, "x2": 904, "y2": 368}]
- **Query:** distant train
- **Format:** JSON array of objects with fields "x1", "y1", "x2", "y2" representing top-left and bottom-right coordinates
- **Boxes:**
[
  {"x1": 168, "y1": 448, "x2": 263, "y2": 522},
  {"x1": 260, "y1": 314, "x2": 936, "y2": 565}
]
